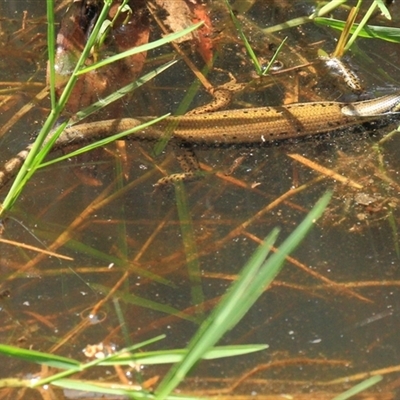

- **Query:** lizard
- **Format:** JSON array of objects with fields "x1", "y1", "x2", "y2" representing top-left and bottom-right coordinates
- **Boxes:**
[{"x1": 0, "y1": 90, "x2": 399, "y2": 188}]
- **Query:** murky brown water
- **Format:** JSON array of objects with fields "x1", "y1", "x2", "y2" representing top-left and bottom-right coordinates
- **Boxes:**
[{"x1": 1, "y1": 1, "x2": 400, "y2": 399}]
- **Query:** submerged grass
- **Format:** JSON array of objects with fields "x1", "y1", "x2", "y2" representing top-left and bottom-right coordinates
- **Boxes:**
[
  {"x1": 174, "y1": 181, "x2": 205, "y2": 315},
  {"x1": 331, "y1": 375, "x2": 383, "y2": 400}
]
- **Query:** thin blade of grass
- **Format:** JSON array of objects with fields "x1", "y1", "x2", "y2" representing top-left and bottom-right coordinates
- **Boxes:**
[
  {"x1": 152, "y1": 59, "x2": 214, "y2": 156},
  {"x1": 0, "y1": 345, "x2": 80, "y2": 370},
  {"x1": 310, "y1": 0, "x2": 348, "y2": 18},
  {"x1": 46, "y1": 0, "x2": 56, "y2": 109},
  {"x1": 264, "y1": 0, "x2": 347, "y2": 33},
  {"x1": 314, "y1": 18, "x2": 400, "y2": 43},
  {"x1": 73, "y1": 59, "x2": 177, "y2": 123},
  {"x1": 46, "y1": 236, "x2": 175, "y2": 285},
  {"x1": 53, "y1": 380, "x2": 146, "y2": 398},
  {"x1": 225, "y1": 0, "x2": 262, "y2": 74},
  {"x1": 375, "y1": 0, "x2": 391, "y2": 20},
  {"x1": 262, "y1": 36, "x2": 287, "y2": 75},
  {"x1": 226, "y1": 0, "x2": 286, "y2": 75},
  {"x1": 174, "y1": 181, "x2": 204, "y2": 315},
  {"x1": 31, "y1": 121, "x2": 69, "y2": 168},
  {"x1": 38, "y1": 60, "x2": 176, "y2": 168},
  {"x1": 91, "y1": 284, "x2": 201, "y2": 324},
  {"x1": 39, "y1": 114, "x2": 169, "y2": 168},
  {"x1": 155, "y1": 191, "x2": 332, "y2": 399},
  {"x1": 97, "y1": 0, "x2": 132, "y2": 48},
  {"x1": 98, "y1": 344, "x2": 268, "y2": 366},
  {"x1": 0, "y1": 338, "x2": 175, "y2": 374},
  {"x1": 332, "y1": 375, "x2": 383, "y2": 400},
  {"x1": 76, "y1": 22, "x2": 203, "y2": 75},
  {"x1": 32, "y1": 336, "x2": 166, "y2": 387},
  {"x1": 55, "y1": 0, "x2": 114, "y2": 113},
  {"x1": 344, "y1": 1, "x2": 379, "y2": 51},
  {"x1": 154, "y1": 228, "x2": 279, "y2": 399}
]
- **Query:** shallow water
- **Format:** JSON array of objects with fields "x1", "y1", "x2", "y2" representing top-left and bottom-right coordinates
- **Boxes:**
[{"x1": 1, "y1": 1, "x2": 400, "y2": 399}]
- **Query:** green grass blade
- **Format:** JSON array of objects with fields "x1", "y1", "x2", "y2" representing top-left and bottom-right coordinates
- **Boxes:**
[
  {"x1": 0, "y1": 344, "x2": 80, "y2": 370},
  {"x1": 53, "y1": 379, "x2": 146, "y2": 397},
  {"x1": 46, "y1": 0, "x2": 56, "y2": 109},
  {"x1": 262, "y1": 36, "x2": 287, "y2": 75},
  {"x1": 98, "y1": 344, "x2": 268, "y2": 366},
  {"x1": 152, "y1": 60, "x2": 214, "y2": 156},
  {"x1": 344, "y1": 1, "x2": 378, "y2": 51},
  {"x1": 49, "y1": 236, "x2": 175, "y2": 285},
  {"x1": 332, "y1": 375, "x2": 383, "y2": 400},
  {"x1": 226, "y1": 0, "x2": 286, "y2": 75},
  {"x1": 91, "y1": 284, "x2": 200, "y2": 324},
  {"x1": 76, "y1": 22, "x2": 203, "y2": 75},
  {"x1": 38, "y1": 114, "x2": 169, "y2": 168},
  {"x1": 375, "y1": 0, "x2": 391, "y2": 20},
  {"x1": 155, "y1": 191, "x2": 332, "y2": 399},
  {"x1": 264, "y1": 0, "x2": 347, "y2": 33},
  {"x1": 55, "y1": 0, "x2": 113, "y2": 112},
  {"x1": 310, "y1": 0, "x2": 348, "y2": 19},
  {"x1": 32, "y1": 336, "x2": 166, "y2": 387},
  {"x1": 314, "y1": 18, "x2": 400, "y2": 43},
  {"x1": 73, "y1": 59, "x2": 177, "y2": 123},
  {"x1": 154, "y1": 228, "x2": 279, "y2": 399},
  {"x1": 39, "y1": 60, "x2": 176, "y2": 168},
  {"x1": 174, "y1": 181, "x2": 204, "y2": 314},
  {"x1": 225, "y1": 0, "x2": 262, "y2": 75}
]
